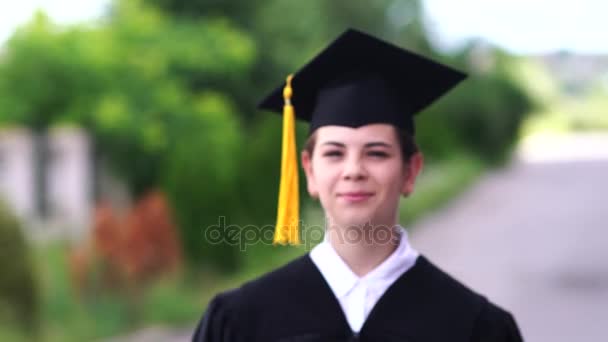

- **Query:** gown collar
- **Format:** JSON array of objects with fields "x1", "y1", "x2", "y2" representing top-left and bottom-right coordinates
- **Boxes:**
[{"x1": 310, "y1": 225, "x2": 419, "y2": 299}]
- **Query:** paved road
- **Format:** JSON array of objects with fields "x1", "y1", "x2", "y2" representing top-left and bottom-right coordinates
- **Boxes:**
[{"x1": 410, "y1": 133, "x2": 608, "y2": 342}]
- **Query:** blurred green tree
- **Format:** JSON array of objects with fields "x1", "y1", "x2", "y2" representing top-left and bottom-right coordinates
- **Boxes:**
[
  {"x1": 416, "y1": 48, "x2": 535, "y2": 164},
  {"x1": 0, "y1": 1, "x2": 255, "y2": 269}
]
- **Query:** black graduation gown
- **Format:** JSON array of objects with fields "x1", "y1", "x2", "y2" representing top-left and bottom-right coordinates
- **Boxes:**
[{"x1": 192, "y1": 254, "x2": 523, "y2": 342}]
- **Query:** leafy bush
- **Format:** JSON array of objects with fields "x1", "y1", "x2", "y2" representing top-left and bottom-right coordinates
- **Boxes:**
[
  {"x1": 0, "y1": 203, "x2": 39, "y2": 336},
  {"x1": 69, "y1": 191, "x2": 183, "y2": 297},
  {"x1": 417, "y1": 70, "x2": 533, "y2": 165}
]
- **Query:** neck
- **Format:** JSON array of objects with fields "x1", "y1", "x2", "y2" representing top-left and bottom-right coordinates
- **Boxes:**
[{"x1": 326, "y1": 222, "x2": 401, "y2": 277}]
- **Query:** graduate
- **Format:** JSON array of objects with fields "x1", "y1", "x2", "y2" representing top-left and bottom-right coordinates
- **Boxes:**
[{"x1": 192, "y1": 28, "x2": 524, "y2": 342}]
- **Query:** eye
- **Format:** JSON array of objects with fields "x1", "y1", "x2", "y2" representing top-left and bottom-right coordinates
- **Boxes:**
[
  {"x1": 322, "y1": 150, "x2": 343, "y2": 158},
  {"x1": 367, "y1": 150, "x2": 389, "y2": 158}
]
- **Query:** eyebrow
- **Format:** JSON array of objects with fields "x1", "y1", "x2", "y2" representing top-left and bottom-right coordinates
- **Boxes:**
[{"x1": 320, "y1": 141, "x2": 393, "y2": 148}]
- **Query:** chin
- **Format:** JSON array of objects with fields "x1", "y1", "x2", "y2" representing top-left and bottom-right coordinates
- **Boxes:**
[{"x1": 333, "y1": 211, "x2": 374, "y2": 229}]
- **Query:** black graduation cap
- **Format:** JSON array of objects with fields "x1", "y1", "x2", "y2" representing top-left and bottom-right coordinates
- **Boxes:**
[
  {"x1": 260, "y1": 29, "x2": 467, "y2": 246},
  {"x1": 258, "y1": 28, "x2": 467, "y2": 135}
]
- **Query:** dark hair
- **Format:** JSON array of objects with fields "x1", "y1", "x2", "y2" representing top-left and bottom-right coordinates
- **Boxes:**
[{"x1": 304, "y1": 126, "x2": 419, "y2": 163}]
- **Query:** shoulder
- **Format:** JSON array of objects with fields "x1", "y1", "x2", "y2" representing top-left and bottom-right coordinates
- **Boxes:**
[
  {"x1": 412, "y1": 255, "x2": 487, "y2": 307},
  {"x1": 471, "y1": 300, "x2": 523, "y2": 341},
  {"x1": 228, "y1": 254, "x2": 314, "y2": 307},
  {"x1": 414, "y1": 256, "x2": 523, "y2": 341},
  {"x1": 192, "y1": 287, "x2": 240, "y2": 342},
  {"x1": 219, "y1": 253, "x2": 311, "y2": 302},
  {"x1": 193, "y1": 255, "x2": 314, "y2": 341}
]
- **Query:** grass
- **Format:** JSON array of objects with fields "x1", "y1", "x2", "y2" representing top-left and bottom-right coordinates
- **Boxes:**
[
  {"x1": 34, "y1": 243, "x2": 133, "y2": 341},
  {"x1": 12, "y1": 242, "x2": 215, "y2": 341},
  {"x1": 16, "y1": 239, "x2": 308, "y2": 341}
]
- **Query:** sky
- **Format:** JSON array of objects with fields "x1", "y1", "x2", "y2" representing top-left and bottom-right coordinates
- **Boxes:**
[
  {"x1": 423, "y1": 0, "x2": 608, "y2": 54},
  {"x1": 0, "y1": 0, "x2": 110, "y2": 44},
  {"x1": 1, "y1": 0, "x2": 607, "y2": 54}
]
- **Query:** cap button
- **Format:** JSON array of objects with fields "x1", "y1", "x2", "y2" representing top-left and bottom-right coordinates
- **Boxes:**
[{"x1": 283, "y1": 74, "x2": 294, "y2": 102}]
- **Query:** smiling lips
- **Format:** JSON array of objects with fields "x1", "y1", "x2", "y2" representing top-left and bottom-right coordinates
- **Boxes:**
[{"x1": 338, "y1": 191, "x2": 375, "y2": 202}]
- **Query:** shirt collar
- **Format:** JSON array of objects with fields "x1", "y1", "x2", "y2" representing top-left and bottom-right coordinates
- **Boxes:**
[
  {"x1": 361, "y1": 228, "x2": 418, "y2": 286},
  {"x1": 310, "y1": 234, "x2": 359, "y2": 298},
  {"x1": 310, "y1": 226, "x2": 419, "y2": 299}
]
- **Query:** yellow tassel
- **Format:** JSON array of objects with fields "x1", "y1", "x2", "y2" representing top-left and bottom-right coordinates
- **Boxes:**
[{"x1": 273, "y1": 74, "x2": 300, "y2": 245}]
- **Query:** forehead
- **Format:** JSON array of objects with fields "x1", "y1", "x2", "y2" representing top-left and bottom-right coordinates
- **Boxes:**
[{"x1": 315, "y1": 124, "x2": 397, "y2": 145}]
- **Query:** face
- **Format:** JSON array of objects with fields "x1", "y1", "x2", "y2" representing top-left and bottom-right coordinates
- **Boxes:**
[{"x1": 301, "y1": 124, "x2": 423, "y2": 228}]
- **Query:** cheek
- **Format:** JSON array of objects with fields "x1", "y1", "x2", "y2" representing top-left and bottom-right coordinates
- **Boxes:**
[
  {"x1": 315, "y1": 172, "x2": 339, "y2": 195},
  {"x1": 314, "y1": 174, "x2": 338, "y2": 213},
  {"x1": 310, "y1": 159, "x2": 340, "y2": 194},
  {"x1": 373, "y1": 164, "x2": 406, "y2": 191}
]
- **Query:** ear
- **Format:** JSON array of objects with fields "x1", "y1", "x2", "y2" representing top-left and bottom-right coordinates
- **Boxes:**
[
  {"x1": 301, "y1": 150, "x2": 319, "y2": 198},
  {"x1": 401, "y1": 152, "x2": 424, "y2": 197}
]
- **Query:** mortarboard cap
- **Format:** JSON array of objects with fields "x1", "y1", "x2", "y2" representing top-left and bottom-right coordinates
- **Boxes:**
[
  {"x1": 259, "y1": 29, "x2": 467, "y2": 245},
  {"x1": 258, "y1": 28, "x2": 467, "y2": 135}
]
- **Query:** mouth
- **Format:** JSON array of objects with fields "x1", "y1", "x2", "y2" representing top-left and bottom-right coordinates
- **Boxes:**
[{"x1": 337, "y1": 191, "x2": 375, "y2": 203}]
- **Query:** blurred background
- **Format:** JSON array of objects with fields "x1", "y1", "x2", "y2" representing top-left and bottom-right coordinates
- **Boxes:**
[{"x1": 0, "y1": 0, "x2": 606, "y2": 341}]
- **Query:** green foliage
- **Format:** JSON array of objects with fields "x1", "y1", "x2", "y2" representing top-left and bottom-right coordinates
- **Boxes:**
[
  {"x1": 417, "y1": 54, "x2": 534, "y2": 164},
  {"x1": 0, "y1": 0, "x2": 256, "y2": 195},
  {"x1": 400, "y1": 154, "x2": 485, "y2": 223},
  {"x1": 0, "y1": 0, "x2": 257, "y2": 269},
  {"x1": 163, "y1": 91, "x2": 243, "y2": 269},
  {"x1": 0, "y1": 0, "x2": 534, "y2": 273},
  {"x1": 141, "y1": 279, "x2": 206, "y2": 325},
  {"x1": 38, "y1": 242, "x2": 144, "y2": 341},
  {"x1": 0, "y1": 204, "x2": 39, "y2": 337},
  {"x1": 520, "y1": 64, "x2": 608, "y2": 135},
  {"x1": 31, "y1": 240, "x2": 307, "y2": 341}
]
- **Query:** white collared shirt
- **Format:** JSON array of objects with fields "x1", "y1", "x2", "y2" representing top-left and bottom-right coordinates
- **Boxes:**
[{"x1": 309, "y1": 226, "x2": 419, "y2": 333}]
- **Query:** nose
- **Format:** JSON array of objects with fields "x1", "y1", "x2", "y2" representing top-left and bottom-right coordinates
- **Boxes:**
[{"x1": 342, "y1": 155, "x2": 367, "y2": 181}]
